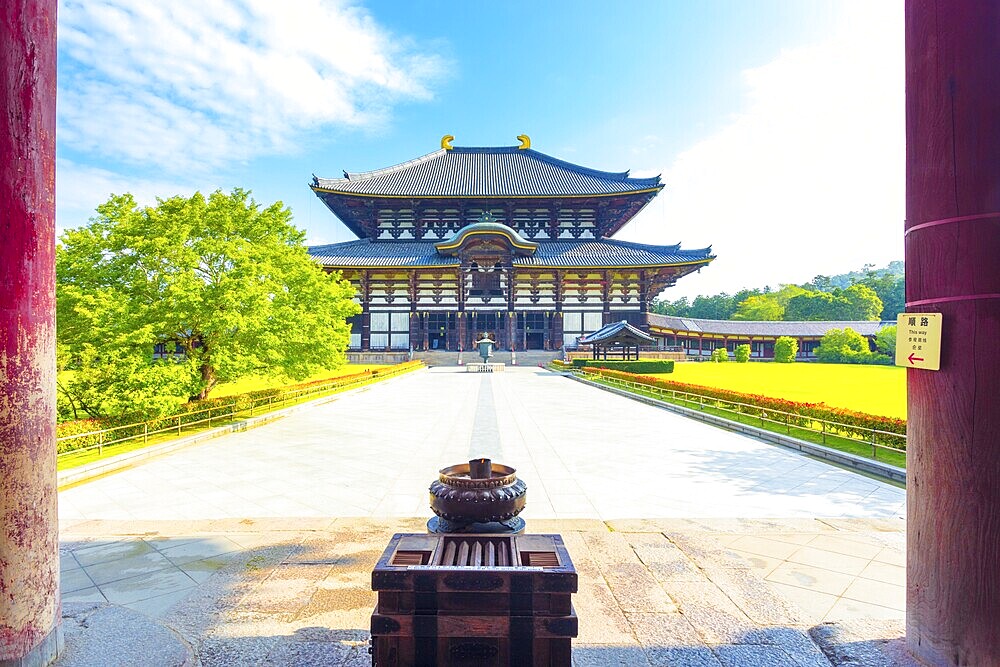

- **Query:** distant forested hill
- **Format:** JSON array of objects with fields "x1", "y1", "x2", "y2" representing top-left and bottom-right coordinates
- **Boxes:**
[
  {"x1": 826, "y1": 260, "x2": 904, "y2": 289},
  {"x1": 652, "y1": 261, "x2": 905, "y2": 322}
]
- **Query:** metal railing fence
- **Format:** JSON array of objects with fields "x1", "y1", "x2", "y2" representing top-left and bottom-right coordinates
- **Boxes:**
[
  {"x1": 57, "y1": 363, "x2": 422, "y2": 460},
  {"x1": 576, "y1": 370, "x2": 906, "y2": 460}
]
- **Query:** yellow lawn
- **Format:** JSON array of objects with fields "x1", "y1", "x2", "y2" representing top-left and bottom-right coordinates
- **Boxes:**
[
  {"x1": 656, "y1": 362, "x2": 906, "y2": 418},
  {"x1": 211, "y1": 364, "x2": 391, "y2": 398}
]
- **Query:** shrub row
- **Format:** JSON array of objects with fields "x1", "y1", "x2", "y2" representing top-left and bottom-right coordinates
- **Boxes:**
[
  {"x1": 570, "y1": 359, "x2": 675, "y2": 374},
  {"x1": 580, "y1": 366, "x2": 906, "y2": 448},
  {"x1": 710, "y1": 348, "x2": 729, "y2": 362},
  {"x1": 56, "y1": 362, "x2": 423, "y2": 454}
]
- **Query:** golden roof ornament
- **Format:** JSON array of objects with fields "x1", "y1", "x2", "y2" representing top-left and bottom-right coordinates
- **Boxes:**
[
  {"x1": 517, "y1": 134, "x2": 531, "y2": 150},
  {"x1": 441, "y1": 134, "x2": 454, "y2": 150}
]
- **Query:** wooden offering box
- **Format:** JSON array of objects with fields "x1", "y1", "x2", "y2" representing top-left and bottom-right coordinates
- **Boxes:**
[{"x1": 370, "y1": 533, "x2": 577, "y2": 667}]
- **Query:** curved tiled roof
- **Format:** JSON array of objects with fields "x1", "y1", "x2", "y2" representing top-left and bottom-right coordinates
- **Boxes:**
[
  {"x1": 578, "y1": 320, "x2": 655, "y2": 344},
  {"x1": 647, "y1": 313, "x2": 892, "y2": 337},
  {"x1": 308, "y1": 239, "x2": 713, "y2": 269},
  {"x1": 435, "y1": 221, "x2": 539, "y2": 256},
  {"x1": 514, "y1": 239, "x2": 712, "y2": 267},
  {"x1": 312, "y1": 146, "x2": 662, "y2": 198}
]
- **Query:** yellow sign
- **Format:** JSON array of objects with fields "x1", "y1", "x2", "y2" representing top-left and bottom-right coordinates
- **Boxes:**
[{"x1": 895, "y1": 312, "x2": 942, "y2": 370}]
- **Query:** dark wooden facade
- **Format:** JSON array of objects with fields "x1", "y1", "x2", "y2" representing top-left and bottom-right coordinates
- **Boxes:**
[
  {"x1": 334, "y1": 264, "x2": 700, "y2": 352},
  {"x1": 310, "y1": 141, "x2": 714, "y2": 351}
]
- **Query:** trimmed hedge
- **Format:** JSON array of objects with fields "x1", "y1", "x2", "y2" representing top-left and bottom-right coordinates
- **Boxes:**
[
  {"x1": 710, "y1": 348, "x2": 729, "y2": 362},
  {"x1": 774, "y1": 336, "x2": 798, "y2": 363},
  {"x1": 570, "y1": 359, "x2": 675, "y2": 374},
  {"x1": 56, "y1": 362, "x2": 424, "y2": 454},
  {"x1": 580, "y1": 366, "x2": 906, "y2": 448}
]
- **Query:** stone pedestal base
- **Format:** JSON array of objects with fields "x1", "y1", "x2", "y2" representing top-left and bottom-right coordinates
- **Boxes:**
[
  {"x1": 427, "y1": 516, "x2": 525, "y2": 535},
  {"x1": 0, "y1": 623, "x2": 62, "y2": 667},
  {"x1": 467, "y1": 363, "x2": 505, "y2": 373}
]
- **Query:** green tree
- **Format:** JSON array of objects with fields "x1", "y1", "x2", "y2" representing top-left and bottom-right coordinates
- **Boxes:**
[
  {"x1": 856, "y1": 273, "x2": 905, "y2": 320},
  {"x1": 734, "y1": 343, "x2": 751, "y2": 363},
  {"x1": 874, "y1": 325, "x2": 897, "y2": 355},
  {"x1": 774, "y1": 336, "x2": 798, "y2": 363},
  {"x1": 806, "y1": 275, "x2": 833, "y2": 292},
  {"x1": 815, "y1": 328, "x2": 888, "y2": 364},
  {"x1": 842, "y1": 284, "x2": 883, "y2": 321},
  {"x1": 689, "y1": 293, "x2": 738, "y2": 319},
  {"x1": 785, "y1": 291, "x2": 839, "y2": 320},
  {"x1": 651, "y1": 296, "x2": 690, "y2": 316},
  {"x1": 772, "y1": 284, "x2": 809, "y2": 307},
  {"x1": 732, "y1": 294, "x2": 783, "y2": 321},
  {"x1": 711, "y1": 347, "x2": 729, "y2": 362},
  {"x1": 57, "y1": 189, "x2": 359, "y2": 416},
  {"x1": 784, "y1": 285, "x2": 882, "y2": 321}
]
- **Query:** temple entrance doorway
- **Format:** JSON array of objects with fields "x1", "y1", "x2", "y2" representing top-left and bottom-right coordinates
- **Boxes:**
[
  {"x1": 471, "y1": 311, "x2": 502, "y2": 350},
  {"x1": 518, "y1": 312, "x2": 547, "y2": 350},
  {"x1": 427, "y1": 312, "x2": 449, "y2": 350}
]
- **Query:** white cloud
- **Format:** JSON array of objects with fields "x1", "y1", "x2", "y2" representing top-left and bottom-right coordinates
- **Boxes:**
[
  {"x1": 55, "y1": 159, "x2": 205, "y2": 233},
  {"x1": 621, "y1": 2, "x2": 904, "y2": 300},
  {"x1": 57, "y1": 0, "x2": 445, "y2": 174}
]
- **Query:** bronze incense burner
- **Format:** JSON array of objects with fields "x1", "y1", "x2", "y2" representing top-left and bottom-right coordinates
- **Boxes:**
[{"x1": 428, "y1": 458, "x2": 527, "y2": 533}]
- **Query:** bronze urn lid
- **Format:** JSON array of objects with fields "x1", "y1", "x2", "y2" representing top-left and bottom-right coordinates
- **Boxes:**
[{"x1": 428, "y1": 458, "x2": 527, "y2": 534}]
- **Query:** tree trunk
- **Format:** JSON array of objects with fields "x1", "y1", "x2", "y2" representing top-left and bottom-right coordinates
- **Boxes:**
[{"x1": 196, "y1": 362, "x2": 216, "y2": 400}]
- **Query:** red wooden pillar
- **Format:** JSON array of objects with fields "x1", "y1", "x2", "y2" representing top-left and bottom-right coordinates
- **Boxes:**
[
  {"x1": 905, "y1": 2, "x2": 1000, "y2": 665},
  {"x1": 0, "y1": 1, "x2": 62, "y2": 665}
]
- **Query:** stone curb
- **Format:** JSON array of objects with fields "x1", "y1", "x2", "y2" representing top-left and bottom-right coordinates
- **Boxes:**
[
  {"x1": 563, "y1": 372, "x2": 906, "y2": 486},
  {"x1": 57, "y1": 368, "x2": 424, "y2": 490}
]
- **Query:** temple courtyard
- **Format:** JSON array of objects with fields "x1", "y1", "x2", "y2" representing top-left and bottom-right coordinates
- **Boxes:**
[{"x1": 55, "y1": 367, "x2": 915, "y2": 666}]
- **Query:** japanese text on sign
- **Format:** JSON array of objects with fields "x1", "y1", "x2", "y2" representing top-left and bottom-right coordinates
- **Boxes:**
[{"x1": 895, "y1": 313, "x2": 942, "y2": 370}]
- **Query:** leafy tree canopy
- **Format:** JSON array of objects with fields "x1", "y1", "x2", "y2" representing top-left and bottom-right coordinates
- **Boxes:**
[
  {"x1": 853, "y1": 271, "x2": 905, "y2": 320},
  {"x1": 773, "y1": 336, "x2": 798, "y2": 363},
  {"x1": 731, "y1": 285, "x2": 809, "y2": 321},
  {"x1": 652, "y1": 261, "x2": 902, "y2": 321},
  {"x1": 731, "y1": 294, "x2": 783, "y2": 321},
  {"x1": 784, "y1": 284, "x2": 882, "y2": 321},
  {"x1": 815, "y1": 327, "x2": 890, "y2": 365},
  {"x1": 875, "y1": 325, "x2": 897, "y2": 355},
  {"x1": 57, "y1": 189, "x2": 360, "y2": 417}
]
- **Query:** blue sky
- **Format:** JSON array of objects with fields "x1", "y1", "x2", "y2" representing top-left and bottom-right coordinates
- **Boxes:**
[{"x1": 56, "y1": 0, "x2": 903, "y2": 299}]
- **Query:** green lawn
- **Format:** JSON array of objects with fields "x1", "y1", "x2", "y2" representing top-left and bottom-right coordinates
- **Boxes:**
[{"x1": 656, "y1": 362, "x2": 906, "y2": 418}]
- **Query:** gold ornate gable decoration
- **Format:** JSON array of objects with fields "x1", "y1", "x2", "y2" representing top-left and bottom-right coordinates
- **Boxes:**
[
  {"x1": 517, "y1": 134, "x2": 530, "y2": 150},
  {"x1": 441, "y1": 134, "x2": 454, "y2": 150}
]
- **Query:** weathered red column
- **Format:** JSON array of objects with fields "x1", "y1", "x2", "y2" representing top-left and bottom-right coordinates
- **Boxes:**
[
  {"x1": 905, "y1": 1, "x2": 1000, "y2": 665},
  {"x1": 0, "y1": 1, "x2": 62, "y2": 665}
]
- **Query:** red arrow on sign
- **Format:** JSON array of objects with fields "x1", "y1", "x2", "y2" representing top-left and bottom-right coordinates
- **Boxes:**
[{"x1": 908, "y1": 353, "x2": 924, "y2": 364}]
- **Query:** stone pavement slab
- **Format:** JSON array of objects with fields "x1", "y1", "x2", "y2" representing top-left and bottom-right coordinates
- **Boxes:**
[
  {"x1": 59, "y1": 368, "x2": 905, "y2": 526},
  {"x1": 54, "y1": 368, "x2": 914, "y2": 664},
  {"x1": 55, "y1": 517, "x2": 914, "y2": 666},
  {"x1": 59, "y1": 601, "x2": 193, "y2": 667}
]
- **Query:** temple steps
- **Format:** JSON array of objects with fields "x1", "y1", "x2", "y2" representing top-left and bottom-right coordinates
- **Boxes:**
[{"x1": 411, "y1": 350, "x2": 562, "y2": 367}]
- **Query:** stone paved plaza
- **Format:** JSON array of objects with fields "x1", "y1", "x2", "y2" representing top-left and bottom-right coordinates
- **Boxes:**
[
  {"x1": 56, "y1": 367, "x2": 915, "y2": 666},
  {"x1": 59, "y1": 367, "x2": 905, "y2": 523}
]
